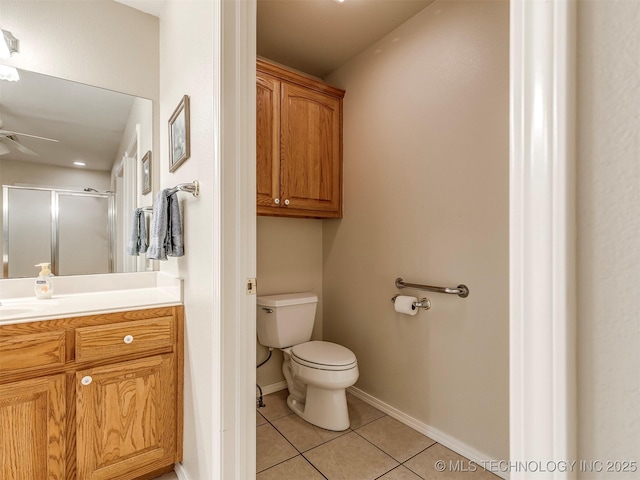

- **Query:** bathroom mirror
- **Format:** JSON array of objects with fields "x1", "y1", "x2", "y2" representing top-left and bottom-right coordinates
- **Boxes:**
[{"x1": 0, "y1": 68, "x2": 153, "y2": 278}]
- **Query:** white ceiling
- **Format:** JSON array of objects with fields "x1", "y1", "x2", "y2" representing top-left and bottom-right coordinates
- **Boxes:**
[
  {"x1": 114, "y1": 0, "x2": 165, "y2": 18},
  {"x1": 116, "y1": 0, "x2": 435, "y2": 78},
  {"x1": 0, "y1": 69, "x2": 138, "y2": 171},
  {"x1": 1, "y1": 0, "x2": 433, "y2": 173},
  {"x1": 258, "y1": 0, "x2": 434, "y2": 78}
]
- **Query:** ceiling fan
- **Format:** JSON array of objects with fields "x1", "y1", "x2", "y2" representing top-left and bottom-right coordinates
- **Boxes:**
[{"x1": 0, "y1": 116, "x2": 59, "y2": 156}]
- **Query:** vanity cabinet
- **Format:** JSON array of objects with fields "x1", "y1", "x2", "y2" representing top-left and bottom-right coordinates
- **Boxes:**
[
  {"x1": 257, "y1": 58, "x2": 345, "y2": 218},
  {"x1": 0, "y1": 374, "x2": 66, "y2": 479},
  {"x1": 0, "y1": 306, "x2": 183, "y2": 480}
]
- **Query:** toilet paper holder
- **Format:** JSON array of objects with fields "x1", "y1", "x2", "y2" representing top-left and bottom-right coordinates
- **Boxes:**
[{"x1": 391, "y1": 295, "x2": 432, "y2": 310}]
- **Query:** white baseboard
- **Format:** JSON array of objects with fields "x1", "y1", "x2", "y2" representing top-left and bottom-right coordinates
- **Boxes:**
[
  {"x1": 174, "y1": 463, "x2": 189, "y2": 480},
  {"x1": 347, "y1": 387, "x2": 509, "y2": 480},
  {"x1": 258, "y1": 380, "x2": 288, "y2": 397}
]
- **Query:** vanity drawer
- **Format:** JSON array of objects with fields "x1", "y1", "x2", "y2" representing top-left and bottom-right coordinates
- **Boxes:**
[
  {"x1": 75, "y1": 317, "x2": 174, "y2": 362},
  {"x1": 0, "y1": 330, "x2": 66, "y2": 373}
]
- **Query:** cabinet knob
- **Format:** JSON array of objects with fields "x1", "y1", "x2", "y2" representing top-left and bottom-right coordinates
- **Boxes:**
[
  {"x1": 284, "y1": 199, "x2": 290, "y2": 206},
  {"x1": 123, "y1": 335, "x2": 134, "y2": 344},
  {"x1": 274, "y1": 198, "x2": 280, "y2": 205},
  {"x1": 81, "y1": 376, "x2": 93, "y2": 386}
]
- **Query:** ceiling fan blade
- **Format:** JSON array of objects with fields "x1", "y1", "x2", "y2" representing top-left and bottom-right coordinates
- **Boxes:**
[
  {"x1": 0, "y1": 129, "x2": 59, "y2": 143},
  {"x1": 1, "y1": 136, "x2": 39, "y2": 156}
]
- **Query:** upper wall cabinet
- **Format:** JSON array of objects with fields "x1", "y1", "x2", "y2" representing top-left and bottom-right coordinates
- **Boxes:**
[{"x1": 257, "y1": 58, "x2": 345, "y2": 219}]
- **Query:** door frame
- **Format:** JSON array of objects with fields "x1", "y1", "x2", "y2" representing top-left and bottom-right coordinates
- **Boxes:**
[
  {"x1": 226, "y1": 0, "x2": 578, "y2": 478},
  {"x1": 509, "y1": 0, "x2": 577, "y2": 476}
]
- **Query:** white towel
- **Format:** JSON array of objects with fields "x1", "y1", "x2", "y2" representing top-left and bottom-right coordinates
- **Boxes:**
[
  {"x1": 147, "y1": 189, "x2": 184, "y2": 260},
  {"x1": 127, "y1": 208, "x2": 148, "y2": 256}
]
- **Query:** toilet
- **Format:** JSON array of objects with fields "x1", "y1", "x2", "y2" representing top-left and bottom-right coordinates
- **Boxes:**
[{"x1": 257, "y1": 292, "x2": 358, "y2": 431}]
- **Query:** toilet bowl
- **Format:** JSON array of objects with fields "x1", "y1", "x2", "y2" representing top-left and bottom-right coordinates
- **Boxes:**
[
  {"x1": 283, "y1": 341, "x2": 358, "y2": 431},
  {"x1": 256, "y1": 292, "x2": 359, "y2": 431}
]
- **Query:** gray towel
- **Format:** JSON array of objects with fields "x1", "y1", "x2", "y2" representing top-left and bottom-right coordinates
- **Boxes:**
[
  {"x1": 147, "y1": 189, "x2": 184, "y2": 260},
  {"x1": 127, "y1": 208, "x2": 148, "y2": 256}
]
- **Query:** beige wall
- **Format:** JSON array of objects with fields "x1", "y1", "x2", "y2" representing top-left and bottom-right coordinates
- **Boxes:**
[
  {"x1": 323, "y1": 0, "x2": 509, "y2": 461},
  {"x1": 158, "y1": 1, "x2": 219, "y2": 478},
  {"x1": 256, "y1": 216, "x2": 324, "y2": 387},
  {"x1": 1, "y1": 159, "x2": 111, "y2": 191},
  {"x1": 577, "y1": 0, "x2": 640, "y2": 476},
  {"x1": 0, "y1": 0, "x2": 159, "y2": 99}
]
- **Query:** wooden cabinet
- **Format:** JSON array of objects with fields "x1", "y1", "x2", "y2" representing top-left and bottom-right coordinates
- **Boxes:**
[
  {"x1": 0, "y1": 374, "x2": 66, "y2": 479},
  {"x1": 0, "y1": 306, "x2": 183, "y2": 480},
  {"x1": 76, "y1": 355, "x2": 176, "y2": 480},
  {"x1": 257, "y1": 58, "x2": 345, "y2": 218}
]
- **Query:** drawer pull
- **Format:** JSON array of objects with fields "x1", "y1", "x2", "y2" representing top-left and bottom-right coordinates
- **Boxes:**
[
  {"x1": 123, "y1": 335, "x2": 134, "y2": 344},
  {"x1": 81, "y1": 376, "x2": 93, "y2": 386}
]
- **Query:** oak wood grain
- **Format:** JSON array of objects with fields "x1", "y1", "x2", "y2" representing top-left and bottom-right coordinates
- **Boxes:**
[
  {"x1": 257, "y1": 58, "x2": 344, "y2": 219},
  {"x1": 0, "y1": 374, "x2": 66, "y2": 480}
]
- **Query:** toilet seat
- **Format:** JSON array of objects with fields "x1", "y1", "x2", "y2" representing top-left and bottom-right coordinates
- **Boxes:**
[{"x1": 291, "y1": 341, "x2": 357, "y2": 371}]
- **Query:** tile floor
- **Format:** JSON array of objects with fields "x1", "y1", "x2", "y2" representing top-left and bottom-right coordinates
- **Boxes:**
[
  {"x1": 257, "y1": 390, "x2": 501, "y2": 480},
  {"x1": 151, "y1": 473, "x2": 178, "y2": 480},
  {"x1": 154, "y1": 389, "x2": 502, "y2": 479}
]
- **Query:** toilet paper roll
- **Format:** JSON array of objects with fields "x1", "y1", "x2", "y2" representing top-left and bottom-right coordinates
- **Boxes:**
[{"x1": 394, "y1": 295, "x2": 418, "y2": 315}]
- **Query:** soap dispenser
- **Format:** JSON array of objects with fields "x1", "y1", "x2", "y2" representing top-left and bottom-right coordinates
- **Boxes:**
[{"x1": 34, "y1": 262, "x2": 54, "y2": 299}]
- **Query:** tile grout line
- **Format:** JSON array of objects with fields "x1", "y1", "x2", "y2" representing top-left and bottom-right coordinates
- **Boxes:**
[{"x1": 259, "y1": 393, "x2": 441, "y2": 480}]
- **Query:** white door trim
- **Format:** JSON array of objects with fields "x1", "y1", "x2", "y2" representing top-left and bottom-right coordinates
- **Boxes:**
[
  {"x1": 509, "y1": 0, "x2": 577, "y2": 477},
  {"x1": 226, "y1": 0, "x2": 579, "y2": 477},
  {"x1": 220, "y1": 0, "x2": 257, "y2": 479}
]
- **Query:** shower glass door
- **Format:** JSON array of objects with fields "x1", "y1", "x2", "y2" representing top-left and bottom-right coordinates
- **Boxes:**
[
  {"x1": 2, "y1": 187, "x2": 51, "y2": 278},
  {"x1": 2, "y1": 186, "x2": 114, "y2": 278},
  {"x1": 57, "y1": 192, "x2": 112, "y2": 276}
]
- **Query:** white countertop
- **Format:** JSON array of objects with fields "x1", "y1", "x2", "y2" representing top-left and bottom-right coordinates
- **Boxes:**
[{"x1": 0, "y1": 272, "x2": 183, "y2": 324}]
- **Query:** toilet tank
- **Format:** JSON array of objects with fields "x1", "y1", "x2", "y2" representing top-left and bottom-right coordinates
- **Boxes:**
[{"x1": 257, "y1": 292, "x2": 318, "y2": 348}]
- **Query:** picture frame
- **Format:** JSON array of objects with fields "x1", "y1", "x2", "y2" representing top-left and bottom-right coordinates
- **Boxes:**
[
  {"x1": 168, "y1": 95, "x2": 190, "y2": 172},
  {"x1": 141, "y1": 150, "x2": 152, "y2": 195}
]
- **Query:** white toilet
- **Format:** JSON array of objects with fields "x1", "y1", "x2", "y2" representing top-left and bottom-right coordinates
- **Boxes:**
[{"x1": 257, "y1": 292, "x2": 359, "y2": 431}]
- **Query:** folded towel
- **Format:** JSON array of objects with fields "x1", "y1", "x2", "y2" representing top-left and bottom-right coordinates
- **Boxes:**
[
  {"x1": 167, "y1": 191, "x2": 184, "y2": 257},
  {"x1": 127, "y1": 208, "x2": 148, "y2": 256},
  {"x1": 147, "y1": 189, "x2": 184, "y2": 260}
]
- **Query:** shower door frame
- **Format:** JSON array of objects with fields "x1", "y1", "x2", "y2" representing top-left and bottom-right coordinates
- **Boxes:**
[{"x1": 2, "y1": 185, "x2": 115, "y2": 278}]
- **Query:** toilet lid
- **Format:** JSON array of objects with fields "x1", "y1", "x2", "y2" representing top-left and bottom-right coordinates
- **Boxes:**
[{"x1": 291, "y1": 341, "x2": 357, "y2": 371}]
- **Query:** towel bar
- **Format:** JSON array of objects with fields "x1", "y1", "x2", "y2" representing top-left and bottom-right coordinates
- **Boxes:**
[{"x1": 168, "y1": 180, "x2": 199, "y2": 197}]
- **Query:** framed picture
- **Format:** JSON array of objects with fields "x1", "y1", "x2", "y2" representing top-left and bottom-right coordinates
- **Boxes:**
[
  {"x1": 168, "y1": 95, "x2": 190, "y2": 172},
  {"x1": 141, "y1": 150, "x2": 152, "y2": 195}
]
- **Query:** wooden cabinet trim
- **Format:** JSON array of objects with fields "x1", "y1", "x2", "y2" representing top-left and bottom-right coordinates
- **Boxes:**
[{"x1": 258, "y1": 57, "x2": 345, "y2": 99}]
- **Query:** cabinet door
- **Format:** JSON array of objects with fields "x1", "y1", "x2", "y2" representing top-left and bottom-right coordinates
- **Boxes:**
[
  {"x1": 257, "y1": 72, "x2": 281, "y2": 211},
  {"x1": 0, "y1": 374, "x2": 66, "y2": 480},
  {"x1": 76, "y1": 354, "x2": 176, "y2": 480},
  {"x1": 280, "y1": 82, "x2": 342, "y2": 216}
]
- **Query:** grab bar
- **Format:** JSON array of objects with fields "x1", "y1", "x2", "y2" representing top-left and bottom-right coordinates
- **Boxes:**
[{"x1": 395, "y1": 277, "x2": 469, "y2": 298}]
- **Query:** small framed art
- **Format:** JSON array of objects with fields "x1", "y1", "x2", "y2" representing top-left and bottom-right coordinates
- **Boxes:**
[
  {"x1": 141, "y1": 150, "x2": 152, "y2": 195},
  {"x1": 168, "y1": 94, "x2": 190, "y2": 172}
]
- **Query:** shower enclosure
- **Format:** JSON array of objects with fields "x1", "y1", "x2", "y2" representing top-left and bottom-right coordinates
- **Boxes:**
[{"x1": 2, "y1": 185, "x2": 115, "y2": 278}]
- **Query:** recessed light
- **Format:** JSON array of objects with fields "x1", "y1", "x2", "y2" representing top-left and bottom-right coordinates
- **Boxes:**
[{"x1": 73, "y1": 161, "x2": 86, "y2": 166}]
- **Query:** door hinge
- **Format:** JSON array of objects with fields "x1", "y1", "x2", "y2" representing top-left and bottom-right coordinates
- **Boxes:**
[{"x1": 247, "y1": 278, "x2": 257, "y2": 295}]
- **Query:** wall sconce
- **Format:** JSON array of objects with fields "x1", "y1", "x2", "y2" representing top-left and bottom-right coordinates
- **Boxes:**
[{"x1": 0, "y1": 29, "x2": 20, "y2": 82}]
